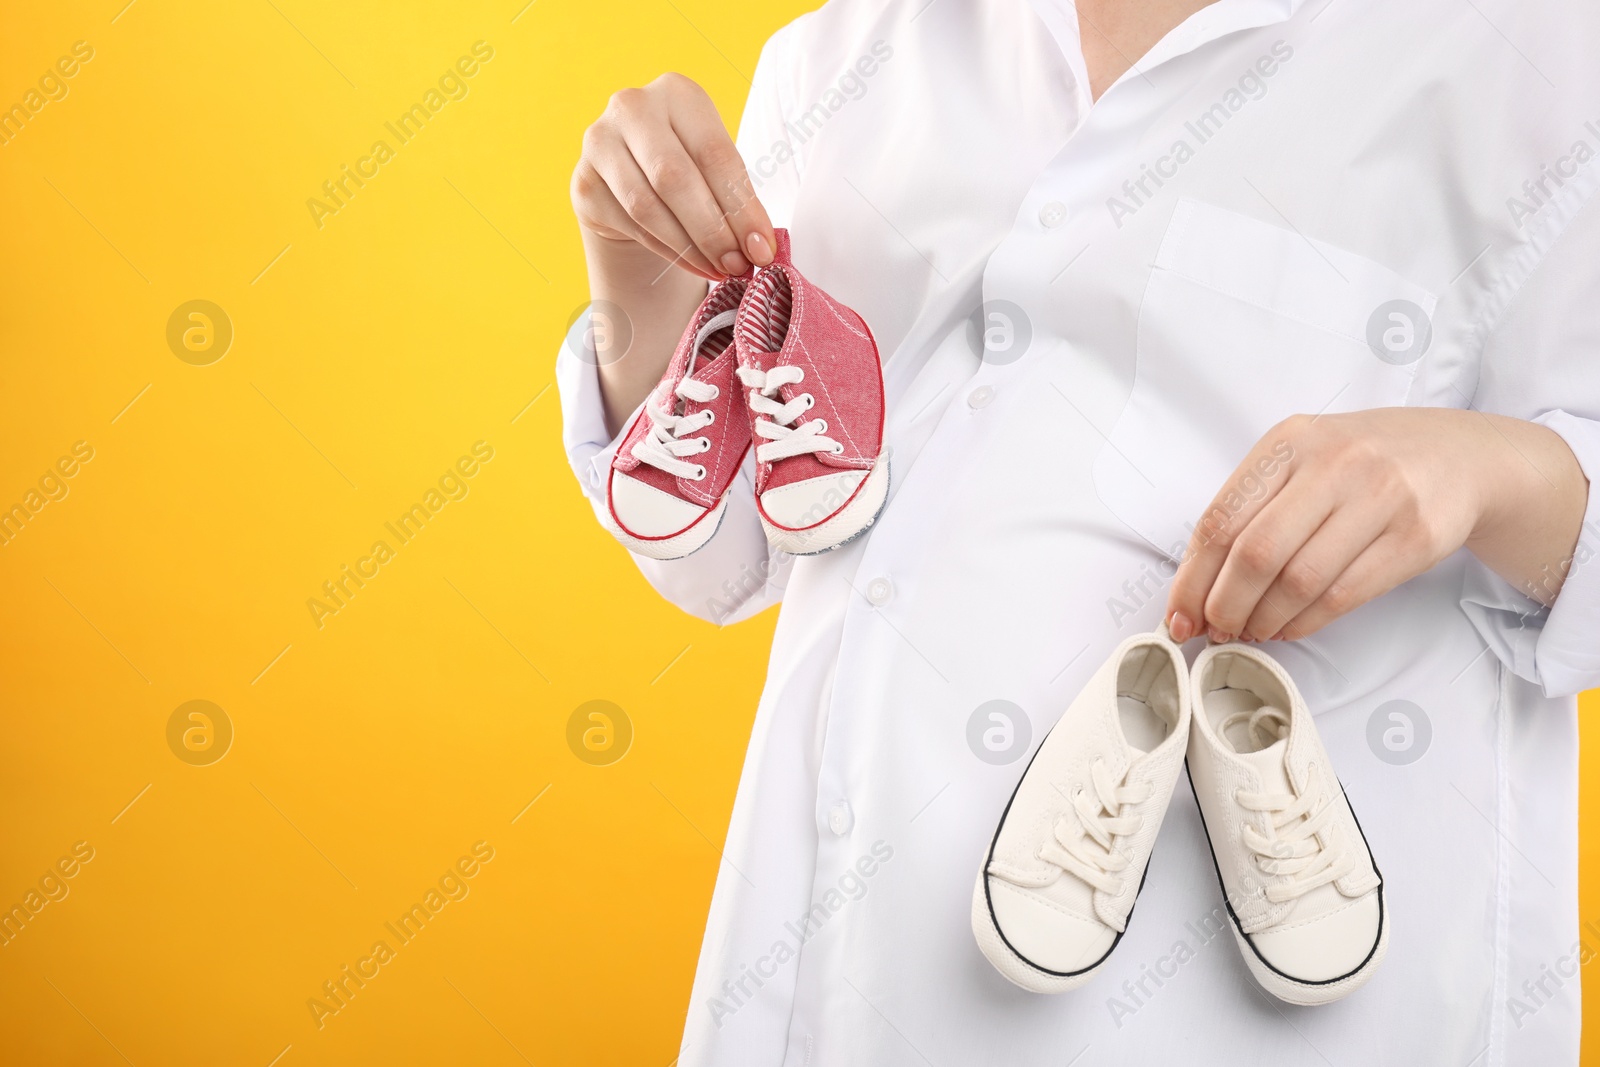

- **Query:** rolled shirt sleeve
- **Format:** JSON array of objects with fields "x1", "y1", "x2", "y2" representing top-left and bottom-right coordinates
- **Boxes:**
[
  {"x1": 554, "y1": 315, "x2": 642, "y2": 511},
  {"x1": 1530, "y1": 410, "x2": 1600, "y2": 693},
  {"x1": 1461, "y1": 184, "x2": 1600, "y2": 696}
]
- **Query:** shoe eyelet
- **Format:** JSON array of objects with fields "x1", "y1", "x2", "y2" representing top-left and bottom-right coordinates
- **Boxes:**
[
  {"x1": 831, "y1": 443, "x2": 845, "y2": 454},
  {"x1": 814, "y1": 419, "x2": 829, "y2": 434},
  {"x1": 704, "y1": 410, "x2": 716, "y2": 425},
  {"x1": 802, "y1": 393, "x2": 815, "y2": 408},
  {"x1": 698, "y1": 437, "x2": 713, "y2": 453},
  {"x1": 692, "y1": 465, "x2": 707, "y2": 481},
  {"x1": 706, "y1": 387, "x2": 720, "y2": 401}
]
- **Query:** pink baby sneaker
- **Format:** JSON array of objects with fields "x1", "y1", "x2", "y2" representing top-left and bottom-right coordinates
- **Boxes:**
[
  {"x1": 605, "y1": 276, "x2": 752, "y2": 560},
  {"x1": 734, "y1": 229, "x2": 888, "y2": 554}
]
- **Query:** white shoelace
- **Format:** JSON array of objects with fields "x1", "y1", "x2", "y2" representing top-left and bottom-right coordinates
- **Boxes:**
[
  {"x1": 629, "y1": 310, "x2": 737, "y2": 482},
  {"x1": 1018, "y1": 759, "x2": 1151, "y2": 896},
  {"x1": 1226, "y1": 706, "x2": 1355, "y2": 904},
  {"x1": 736, "y1": 364, "x2": 844, "y2": 463}
]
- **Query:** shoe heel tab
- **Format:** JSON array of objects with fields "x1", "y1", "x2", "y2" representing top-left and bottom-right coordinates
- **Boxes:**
[{"x1": 768, "y1": 227, "x2": 793, "y2": 265}]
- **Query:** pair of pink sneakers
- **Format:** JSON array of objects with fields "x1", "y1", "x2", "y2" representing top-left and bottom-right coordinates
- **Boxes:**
[{"x1": 603, "y1": 230, "x2": 888, "y2": 560}]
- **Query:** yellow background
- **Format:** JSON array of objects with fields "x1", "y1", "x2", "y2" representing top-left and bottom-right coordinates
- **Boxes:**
[{"x1": 0, "y1": 1, "x2": 1593, "y2": 1064}]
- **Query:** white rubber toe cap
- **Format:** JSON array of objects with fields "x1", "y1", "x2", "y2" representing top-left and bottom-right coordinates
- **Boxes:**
[
  {"x1": 759, "y1": 470, "x2": 867, "y2": 530},
  {"x1": 987, "y1": 879, "x2": 1117, "y2": 976},
  {"x1": 609, "y1": 471, "x2": 707, "y2": 537},
  {"x1": 1250, "y1": 890, "x2": 1383, "y2": 982}
]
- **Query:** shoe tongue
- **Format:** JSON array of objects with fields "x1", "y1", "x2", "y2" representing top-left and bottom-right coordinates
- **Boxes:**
[
  {"x1": 1112, "y1": 701, "x2": 1153, "y2": 762},
  {"x1": 1112, "y1": 713, "x2": 1145, "y2": 763},
  {"x1": 692, "y1": 309, "x2": 739, "y2": 363},
  {"x1": 1237, "y1": 734, "x2": 1293, "y2": 796},
  {"x1": 742, "y1": 345, "x2": 781, "y2": 370}
]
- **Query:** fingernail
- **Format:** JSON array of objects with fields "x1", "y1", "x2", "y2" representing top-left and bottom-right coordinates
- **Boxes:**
[
  {"x1": 1208, "y1": 628, "x2": 1232, "y2": 644},
  {"x1": 720, "y1": 250, "x2": 750, "y2": 276},
  {"x1": 746, "y1": 231, "x2": 772, "y2": 265},
  {"x1": 1168, "y1": 613, "x2": 1193, "y2": 642}
]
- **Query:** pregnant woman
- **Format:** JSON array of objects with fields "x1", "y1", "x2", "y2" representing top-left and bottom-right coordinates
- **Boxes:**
[{"x1": 557, "y1": 0, "x2": 1600, "y2": 1062}]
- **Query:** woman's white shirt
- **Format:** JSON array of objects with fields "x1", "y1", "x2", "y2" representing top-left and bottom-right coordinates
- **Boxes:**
[{"x1": 557, "y1": 1, "x2": 1600, "y2": 1062}]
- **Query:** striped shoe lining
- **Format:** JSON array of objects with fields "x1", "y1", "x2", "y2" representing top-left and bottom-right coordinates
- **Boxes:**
[
  {"x1": 695, "y1": 280, "x2": 746, "y2": 362},
  {"x1": 738, "y1": 268, "x2": 793, "y2": 355}
]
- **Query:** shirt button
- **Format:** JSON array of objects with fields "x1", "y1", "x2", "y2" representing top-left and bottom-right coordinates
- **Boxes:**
[
  {"x1": 968, "y1": 385, "x2": 995, "y2": 409},
  {"x1": 828, "y1": 802, "x2": 854, "y2": 835},
  {"x1": 865, "y1": 577, "x2": 893, "y2": 606},
  {"x1": 1039, "y1": 201, "x2": 1067, "y2": 228}
]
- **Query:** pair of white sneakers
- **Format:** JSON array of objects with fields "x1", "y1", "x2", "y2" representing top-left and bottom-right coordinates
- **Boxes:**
[{"x1": 972, "y1": 626, "x2": 1387, "y2": 1006}]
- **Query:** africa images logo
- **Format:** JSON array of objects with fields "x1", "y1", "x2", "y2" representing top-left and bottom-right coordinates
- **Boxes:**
[
  {"x1": 305, "y1": 841, "x2": 496, "y2": 1030},
  {"x1": 305, "y1": 41, "x2": 496, "y2": 230},
  {"x1": 1105, "y1": 41, "x2": 1294, "y2": 228},
  {"x1": 1506, "y1": 120, "x2": 1600, "y2": 230},
  {"x1": 706, "y1": 840, "x2": 894, "y2": 1028},
  {"x1": 305, "y1": 441, "x2": 494, "y2": 629}
]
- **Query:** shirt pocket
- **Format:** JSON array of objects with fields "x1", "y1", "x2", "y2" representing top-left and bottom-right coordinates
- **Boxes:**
[{"x1": 1093, "y1": 197, "x2": 1438, "y2": 559}]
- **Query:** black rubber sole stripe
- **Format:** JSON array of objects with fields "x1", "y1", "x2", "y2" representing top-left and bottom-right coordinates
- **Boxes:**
[
  {"x1": 980, "y1": 713, "x2": 1151, "y2": 980},
  {"x1": 1182, "y1": 758, "x2": 1386, "y2": 989}
]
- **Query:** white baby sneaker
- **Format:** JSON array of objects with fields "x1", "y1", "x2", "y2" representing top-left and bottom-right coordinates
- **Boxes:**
[
  {"x1": 973, "y1": 628, "x2": 1191, "y2": 993},
  {"x1": 1186, "y1": 641, "x2": 1387, "y2": 1005}
]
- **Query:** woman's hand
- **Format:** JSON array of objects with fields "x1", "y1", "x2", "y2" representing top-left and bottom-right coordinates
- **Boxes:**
[
  {"x1": 1164, "y1": 407, "x2": 1589, "y2": 644},
  {"x1": 571, "y1": 73, "x2": 777, "y2": 434},
  {"x1": 572, "y1": 72, "x2": 775, "y2": 283}
]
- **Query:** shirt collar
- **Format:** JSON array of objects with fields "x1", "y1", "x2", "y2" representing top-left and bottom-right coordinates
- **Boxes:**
[{"x1": 1024, "y1": 0, "x2": 1308, "y2": 101}]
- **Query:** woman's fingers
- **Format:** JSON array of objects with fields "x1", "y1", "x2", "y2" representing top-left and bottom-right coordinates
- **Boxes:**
[
  {"x1": 1274, "y1": 528, "x2": 1415, "y2": 639},
  {"x1": 1200, "y1": 477, "x2": 1338, "y2": 640},
  {"x1": 572, "y1": 73, "x2": 773, "y2": 282},
  {"x1": 572, "y1": 162, "x2": 717, "y2": 279},
  {"x1": 1237, "y1": 499, "x2": 1391, "y2": 640},
  {"x1": 663, "y1": 75, "x2": 776, "y2": 266},
  {"x1": 1170, "y1": 409, "x2": 1495, "y2": 643},
  {"x1": 1165, "y1": 428, "x2": 1301, "y2": 641},
  {"x1": 586, "y1": 123, "x2": 722, "y2": 279},
  {"x1": 616, "y1": 84, "x2": 749, "y2": 275}
]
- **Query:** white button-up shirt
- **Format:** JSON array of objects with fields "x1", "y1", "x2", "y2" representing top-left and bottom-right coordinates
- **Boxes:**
[{"x1": 558, "y1": 1, "x2": 1600, "y2": 1063}]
